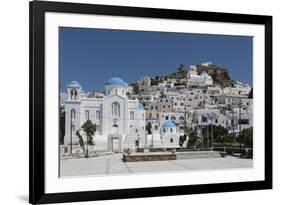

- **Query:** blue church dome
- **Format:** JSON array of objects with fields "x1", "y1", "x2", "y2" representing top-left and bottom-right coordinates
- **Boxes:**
[
  {"x1": 69, "y1": 80, "x2": 80, "y2": 86},
  {"x1": 106, "y1": 77, "x2": 126, "y2": 86},
  {"x1": 138, "y1": 103, "x2": 144, "y2": 109},
  {"x1": 162, "y1": 121, "x2": 176, "y2": 128}
]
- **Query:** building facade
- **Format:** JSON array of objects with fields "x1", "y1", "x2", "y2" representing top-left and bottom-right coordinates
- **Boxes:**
[{"x1": 64, "y1": 78, "x2": 146, "y2": 152}]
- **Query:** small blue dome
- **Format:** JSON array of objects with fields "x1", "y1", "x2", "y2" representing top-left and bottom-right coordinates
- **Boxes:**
[
  {"x1": 138, "y1": 103, "x2": 144, "y2": 109},
  {"x1": 69, "y1": 80, "x2": 80, "y2": 86},
  {"x1": 162, "y1": 121, "x2": 176, "y2": 128},
  {"x1": 106, "y1": 77, "x2": 126, "y2": 86}
]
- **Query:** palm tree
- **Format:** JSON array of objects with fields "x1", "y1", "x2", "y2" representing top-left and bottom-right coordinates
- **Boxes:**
[
  {"x1": 81, "y1": 120, "x2": 97, "y2": 158},
  {"x1": 146, "y1": 122, "x2": 152, "y2": 135},
  {"x1": 177, "y1": 64, "x2": 186, "y2": 78}
]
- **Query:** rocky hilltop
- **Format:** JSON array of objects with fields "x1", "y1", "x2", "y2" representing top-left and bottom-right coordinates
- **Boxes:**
[
  {"x1": 158, "y1": 63, "x2": 232, "y2": 87},
  {"x1": 131, "y1": 63, "x2": 234, "y2": 88},
  {"x1": 196, "y1": 64, "x2": 231, "y2": 87}
]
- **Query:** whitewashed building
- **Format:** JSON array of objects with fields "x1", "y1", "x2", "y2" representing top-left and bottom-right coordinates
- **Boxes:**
[
  {"x1": 137, "y1": 76, "x2": 151, "y2": 92},
  {"x1": 160, "y1": 121, "x2": 181, "y2": 147},
  {"x1": 64, "y1": 78, "x2": 146, "y2": 152},
  {"x1": 187, "y1": 65, "x2": 213, "y2": 85}
]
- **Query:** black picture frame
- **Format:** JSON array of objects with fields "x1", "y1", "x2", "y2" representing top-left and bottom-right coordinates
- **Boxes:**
[{"x1": 29, "y1": 1, "x2": 272, "y2": 204}]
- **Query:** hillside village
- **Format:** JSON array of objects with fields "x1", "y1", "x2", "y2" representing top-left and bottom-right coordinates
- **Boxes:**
[{"x1": 60, "y1": 62, "x2": 253, "y2": 153}]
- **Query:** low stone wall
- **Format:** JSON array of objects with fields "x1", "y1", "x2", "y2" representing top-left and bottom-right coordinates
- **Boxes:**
[
  {"x1": 123, "y1": 152, "x2": 176, "y2": 162},
  {"x1": 135, "y1": 147, "x2": 177, "y2": 153},
  {"x1": 176, "y1": 151, "x2": 222, "y2": 160},
  {"x1": 123, "y1": 151, "x2": 223, "y2": 162}
]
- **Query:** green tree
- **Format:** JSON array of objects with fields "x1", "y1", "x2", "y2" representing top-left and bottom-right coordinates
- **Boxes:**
[
  {"x1": 187, "y1": 130, "x2": 198, "y2": 148},
  {"x1": 239, "y1": 127, "x2": 253, "y2": 148},
  {"x1": 146, "y1": 122, "x2": 152, "y2": 135},
  {"x1": 178, "y1": 64, "x2": 184, "y2": 73},
  {"x1": 82, "y1": 120, "x2": 96, "y2": 145},
  {"x1": 150, "y1": 77, "x2": 160, "y2": 86},
  {"x1": 132, "y1": 83, "x2": 139, "y2": 94},
  {"x1": 179, "y1": 134, "x2": 187, "y2": 147},
  {"x1": 177, "y1": 64, "x2": 186, "y2": 79},
  {"x1": 81, "y1": 120, "x2": 96, "y2": 157},
  {"x1": 216, "y1": 134, "x2": 229, "y2": 146},
  {"x1": 208, "y1": 124, "x2": 228, "y2": 143}
]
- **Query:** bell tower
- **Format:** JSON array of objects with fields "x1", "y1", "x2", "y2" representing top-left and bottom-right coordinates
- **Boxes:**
[{"x1": 67, "y1": 81, "x2": 81, "y2": 100}]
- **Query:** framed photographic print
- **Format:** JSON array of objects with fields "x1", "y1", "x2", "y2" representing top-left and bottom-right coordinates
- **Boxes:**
[{"x1": 29, "y1": 0, "x2": 272, "y2": 204}]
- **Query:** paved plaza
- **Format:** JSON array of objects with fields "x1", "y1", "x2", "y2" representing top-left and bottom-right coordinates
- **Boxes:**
[{"x1": 60, "y1": 154, "x2": 253, "y2": 177}]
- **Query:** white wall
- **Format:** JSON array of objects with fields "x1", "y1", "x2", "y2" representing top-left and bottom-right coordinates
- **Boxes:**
[{"x1": 0, "y1": 0, "x2": 280, "y2": 204}]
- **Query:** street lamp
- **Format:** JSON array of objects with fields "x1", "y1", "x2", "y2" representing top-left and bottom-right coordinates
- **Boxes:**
[
  {"x1": 238, "y1": 98, "x2": 242, "y2": 152},
  {"x1": 70, "y1": 118, "x2": 75, "y2": 155},
  {"x1": 85, "y1": 132, "x2": 89, "y2": 158}
]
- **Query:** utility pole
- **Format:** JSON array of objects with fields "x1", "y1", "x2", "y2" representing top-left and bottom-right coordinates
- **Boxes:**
[
  {"x1": 184, "y1": 104, "x2": 187, "y2": 133},
  {"x1": 207, "y1": 123, "x2": 209, "y2": 149},
  {"x1": 70, "y1": 112, "x2": 73, "y2": 155},
  {"x1": 208, "y1": 113, "x2": 214, "y2": 151},
  {"x1": 231, "y1": 106, "x2": 235, "y2": 154},
  {"x1": 70, "y1": 123, "x2": 72, "y2": 155},
  {"x1": 239, "y1": 98, "x2": 242, "y2": 152},
  {"x1": 151, "y1": 129, "x2": 154, "y2": 147},
  {"x1": 231, "y1": 107, "x2": 235, "y2": 136},
  {"x1": 85, "y1": 133, "x2": 89, "y2": 158},
  {"x1": 211, "y1": 118, "x2": 214, "y2": 151}
]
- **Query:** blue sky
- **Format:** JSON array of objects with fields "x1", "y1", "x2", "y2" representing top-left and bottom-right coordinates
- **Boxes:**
[{"x1": 59, "y1": 27, "x2": 253, "y2": 93}]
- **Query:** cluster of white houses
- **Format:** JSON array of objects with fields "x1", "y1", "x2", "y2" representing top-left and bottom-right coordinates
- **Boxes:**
[{"x1": 62, "y1": 62, "x2": 253, "y2": 152}]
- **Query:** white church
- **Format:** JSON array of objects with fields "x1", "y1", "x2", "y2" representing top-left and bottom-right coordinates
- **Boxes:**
[
  {"x1": 187, "y1": 65, "x2": 213, "y2": 85},
  {"x1": 64, "y1": 77, "x2": 148, "y2": 152}
]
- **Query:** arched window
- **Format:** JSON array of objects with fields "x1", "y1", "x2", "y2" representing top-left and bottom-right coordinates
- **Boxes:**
[
  {"x1": 85, "y1": 110, "x2": 89, "y2": 120},
  {"x1": 71, "y1": 109, "x2": 75, "y2": 120},
  {"x1": 170, "y1": 128, "x2": 173, "y2": 133},
  {"x1": 112, "y1": 102, "x2": 120, "y2": 118},
  {"x1": 170, "y1": 138, "x2": 174, "y2": 143},
  {"x1": 130, "y1": 111, "x2": 134, "y2": 120},
  {"x1": 171, "y1": 116, "x2": 176, "y2": 121},
  {"x1": 96, "y1": 110, "x2": 100, "y2": 120},
  {"x1": 71, "y1": 89, "x2": 77, "y2": 100},
  {"x1": 202, "y1": 115, "x2": 208, "y2": 123},
  {"x1": 179, "y1": 116, "x2": 184, "y2": 121}
]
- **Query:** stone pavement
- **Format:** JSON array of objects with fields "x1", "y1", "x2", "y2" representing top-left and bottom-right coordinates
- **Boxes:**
[{"x1": 60, "y1": 154, "x2": 253, "y2": 177}]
